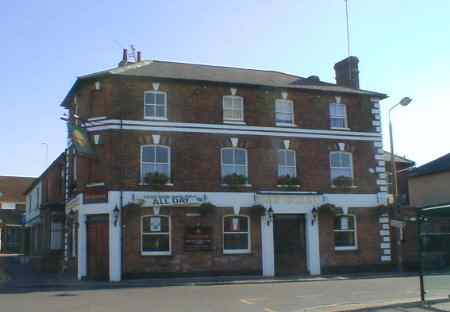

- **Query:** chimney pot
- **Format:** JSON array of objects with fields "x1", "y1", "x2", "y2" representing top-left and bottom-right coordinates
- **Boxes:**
[
  {"x1": 334, "y1": 56, "x2": 360, "y2": 89},
  {"x1": 119, "y1": 48, "x2": 128, "y2": 67}
]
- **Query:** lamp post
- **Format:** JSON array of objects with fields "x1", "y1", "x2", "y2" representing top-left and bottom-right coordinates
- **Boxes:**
[
  {"x1": 388, "y1": 97, "x2": 412, "y2": 208},
  {"x1": 388, "y1": 97, "x2": 412, "y2": 273}
]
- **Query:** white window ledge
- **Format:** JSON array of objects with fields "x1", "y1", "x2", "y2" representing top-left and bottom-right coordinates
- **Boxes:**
[
  {"x1": 335, "y1": 246, "x2": 358, "y2": 251},
  {"x1": 221, "y1": 184, "x2": 252, "y2": 187},
  {"x1": 143, "y1": 116, "x2": 168, "y2": 121},
  {"x1": 141, "y1": 252, "x2": 172, "y2": 256},
  {"x1": 86, "y1": 182, "x2": 105, "y2": 188},
  {"x1": 223, "y1": 250, "x2": 251, "y2": 255},
  {"x1": 330, "y1": 185, "x2": 359, "y2": 189},
  {"x1": 331, "y1": 127, "x2": 351, "y2": 131},
  {"x1": 139, "y1": 182, "x2": 174, "y2": 186},
  {"x1": 276, "y1": 122, "x2": 297, "y2": 127},
  {"x1": 223, "y1": 120, "x2": 246, "y2": 125},
  {"x1": 276, "y1": 184, "x2": 301, "y2": 188}
]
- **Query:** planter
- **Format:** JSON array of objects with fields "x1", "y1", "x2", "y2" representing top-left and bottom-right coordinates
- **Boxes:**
[
  {"x1": 332, "y1": 176, "x2": 353, "y2": 188},
  {"x1": 251, "y1": 204, "x2": 266, "y2": 216},
  {"x1": 143, "y1": 172, "x2": 169, "y2": 189},
  {"x1": 223, "y1": 174, "x2": 248, "y2": 190},
  {"x1": 198, "y1": 202, "x2": 216, "y2": 216},
  {"x1": 318, "y1": 203, "x2": 342, "y2": 215}
]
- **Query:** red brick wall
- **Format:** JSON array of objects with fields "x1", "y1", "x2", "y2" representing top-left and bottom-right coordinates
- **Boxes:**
[
  {"x1": 73, "y1": 131, "x2": 379, "y2": 194},
  {"x1": 319, "y1": 207, "x2": 387, "y2": 273},
  {"x1": 122, "y1": 206, "x2": 262, "y2": 277}
]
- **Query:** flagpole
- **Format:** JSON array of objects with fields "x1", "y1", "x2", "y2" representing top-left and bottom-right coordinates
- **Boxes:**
[{"x1": 345, "y1": 0, "x2": 351, "y2": 56}]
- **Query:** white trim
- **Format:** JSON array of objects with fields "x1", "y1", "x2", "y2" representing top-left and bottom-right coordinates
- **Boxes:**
[
  {"x1": 224, "y1": 120, "x2": 246, "y2": 125},
  {"x1": 223, "y1": 214, "x2": 251, "y2": 254},
  {"x1": 87, "y1": 116, "x2": 107, "y2": 121},
  {"x1": 141, "y1": 214, "x2": 172, "y2": 256},
  {"x1": 83, "y1": 119, "x2": 381, "y2": 141},
  {"x1": 372, "y1": 120, "x2": 381, "y2": 126}
]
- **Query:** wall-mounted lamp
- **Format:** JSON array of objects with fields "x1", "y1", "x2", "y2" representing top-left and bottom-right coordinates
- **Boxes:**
[
  {"x1": 113, "y1": 205, "x2": 120, "y2": 226},
  {"x1": 266, "y1": 207, "x2": 274, "y2": 226},
  {"x1": 311, "y1": 207, "x2": 318, "y2": 225}
]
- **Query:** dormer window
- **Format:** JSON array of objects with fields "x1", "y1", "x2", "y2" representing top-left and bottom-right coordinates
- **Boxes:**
[
  {"x1": 275, "y1": 99, "x2": 294, "y2": 126},
  {"x1": 144, "y1": 91, "x2": 167, "y2": 120},
  {"x1": 329, "y1": 102, "x2": 348, "y2": 129},
  {"x1": 223, "y1": 96, "x2": 244, "y2": 123}
]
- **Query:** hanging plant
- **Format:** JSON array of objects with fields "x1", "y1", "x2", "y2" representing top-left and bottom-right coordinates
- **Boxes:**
[
  {"x1": 198, "y1": 202, "x2": 216, "y2": 216},
  {"x1": 251, "y1": 204, "x2": 266, "y2": 216},
  {"x1": 223, "y1": 174, "x2": 247, "y2": 189},
  {"x1": 318, "y1": 203, "x2": 342, "y2": 215},
  {"x1": 376, "y1": 204, "x2": 390, "y2": 216},
  {"x1": 144, "y1": 172, "x2": 169, "y2": 189},
  {"x1": 332, "y1": 176, "x2": 353, "y2": 188}
]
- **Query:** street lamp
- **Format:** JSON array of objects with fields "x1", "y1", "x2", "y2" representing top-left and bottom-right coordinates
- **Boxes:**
[{"x1": 389, "y1": 97, "x2": 412, "y2": 208}]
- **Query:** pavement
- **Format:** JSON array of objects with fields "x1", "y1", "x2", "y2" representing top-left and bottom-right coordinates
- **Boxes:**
[{"x1": 0, "y1": 254, "x2": 449, "y2": 312}]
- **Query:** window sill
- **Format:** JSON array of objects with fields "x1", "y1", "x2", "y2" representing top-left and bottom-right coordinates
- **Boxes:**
[
  {"x1": 221, "y1": 183, "x2": 252, "y2": 188},
  {"x1": 331, "y1": 127, "x2": 351, "y2": 131},
  {"x1": 276, "y1": 122, "x2": 297, "y2": 127},
  {"x1": 223, "y1": 250, "x2": 251, "y2": 255},
  {"x1": 141, "y1": 252, "x2": 172, "y2": 256},
  {"x1": 139, "y1": 182, "x2": 174, "y2": 187},
  {"x1": 330, "y1": 185, "x2": 358, "y2": 189},
  {"x1": 223, "y1": 120, "x2": 246, "y2": 125},
  {"x1": 335, "y1": 247, "x2": 358, "y2": 251},
  {"x1": 276, "y1": 184, "x2": 301, "y2": 188},
  {"x1": 143, "y1": 116, "x2": 168, "y2": 121},
  {"x1": 86, "y1": 182, "x2": 105, "y2": 188}
]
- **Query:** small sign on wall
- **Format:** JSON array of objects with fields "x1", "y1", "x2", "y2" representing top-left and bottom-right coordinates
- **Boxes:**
[{"x1": 150, "y1": 217, "x2": 161, "y2": 232}]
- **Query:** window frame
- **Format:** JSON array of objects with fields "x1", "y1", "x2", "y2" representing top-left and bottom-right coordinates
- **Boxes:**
[
  {"x1": 220, "y1": 147, "x2": 248, "y2": 178},
  {"x1": 140, "y1": 145, "x2": 171, "y2": 183},
  {"x1": 334, "y1": 214, "x2": 358, "y2": 251},
  {"x1": 278, "y1": 149, "x2": 297, "y2": 177},
  {"x1": 141, "y1": 214, "x2": 172, "y2": 256},
  {"x1": 275, "y1": 99, "x2": 295, "y2": 126},
  {"x1": 223, "y1": 214, "x2": 251, "y2": 254},
  {"x1": 222, "y1": 95, "x2": 245, "y2": 123},
  {"x1": 329, "y1": 151, "x2": 354, "y2": 184},
  {"x1": 50, "y1": 221, "x2": 64, "y2": 250},
  {"x1": 329, "y1": 102, "x2": 349, "y2": 130},
  {"x1": 144, "y1": 90, "x2": 168, "y2": 120}
]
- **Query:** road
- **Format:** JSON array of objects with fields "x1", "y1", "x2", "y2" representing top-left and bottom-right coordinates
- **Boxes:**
[{"x1": 0, "y1": 276, "x2": 440, "y2": 312}]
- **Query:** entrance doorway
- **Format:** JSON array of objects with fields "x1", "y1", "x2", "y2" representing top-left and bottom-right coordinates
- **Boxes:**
[
  {"x1": 87, "y1": 214, "x2": 109, "y2": 281},
  {"x1": 274, "y1": 214, "x2": 307, "y2": 275}
]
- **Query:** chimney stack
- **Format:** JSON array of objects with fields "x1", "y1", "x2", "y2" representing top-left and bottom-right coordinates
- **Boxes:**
[
  {"x1": 334, "y1": 56, "x2": 359, "y2": 89},
  {"x1": 118, "y1": 48, "x2": 128, "y2": 67},
  {"x1": 137, "y1": 51, "x2": 142, "y2": 62}
]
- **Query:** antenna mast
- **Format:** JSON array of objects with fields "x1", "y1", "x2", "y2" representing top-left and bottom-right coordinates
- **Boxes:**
[{"x1": 345, "y1": 0, "x2": 351, "y2": 56}]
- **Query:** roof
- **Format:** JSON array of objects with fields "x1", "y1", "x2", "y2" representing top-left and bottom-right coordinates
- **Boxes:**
[
  {"x1": 0, "y1": 176, "x2": 35, "y2": 203},
  {"x1": 384, "y1": 151, "x2": 415, "y2": 164},
  {"x1": 61, "y1": 60, "x2": 387, "y2": 107},
  {"x1": 24, "y1": 152, "x2": 65, "y2": 195},
  {"x1": 410, "y1": 153, "x2": 450, "y2": 178}
]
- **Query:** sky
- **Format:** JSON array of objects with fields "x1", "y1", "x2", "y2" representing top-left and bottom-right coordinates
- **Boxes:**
[{"x1": 1, "y1": 0, "x2": 450, "y2": 177}]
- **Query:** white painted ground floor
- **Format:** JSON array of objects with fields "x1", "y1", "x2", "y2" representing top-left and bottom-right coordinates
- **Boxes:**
[{"x1": 65, "y1": 190, "x2": 389, "y2": 281}]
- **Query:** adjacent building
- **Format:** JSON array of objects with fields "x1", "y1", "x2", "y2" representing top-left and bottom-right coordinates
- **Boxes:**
[
  {"x1": 24, "y1": 153, "x2": 66, "y2": 272},
  {"x1": 61, "y1": 52, "x2": 390, "y2": 281},
  {"x1": 0, "y1": 176, "x2": 35, "y2": 253}
]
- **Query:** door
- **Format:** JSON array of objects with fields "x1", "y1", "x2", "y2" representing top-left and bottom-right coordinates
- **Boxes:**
[
  {"x1": 87, "y1": 214, "x2": 109, "y2": 281},
  {"x1": 274, "y1": 214, "x2": 307, "y2": 275}
]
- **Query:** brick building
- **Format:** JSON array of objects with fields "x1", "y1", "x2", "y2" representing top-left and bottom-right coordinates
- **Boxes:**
[
  {"x1": 24, "y1": 153, "x2": 66, "y2": 271},
  {"x1": 62, "y1": 52, "x2": 391, "y2": 281},
  {"x1": 0, "y1": 176, "x2": 34, "y2": 253}
]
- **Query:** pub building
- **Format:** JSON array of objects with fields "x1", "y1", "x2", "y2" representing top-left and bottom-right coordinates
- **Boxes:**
[{"x1": 61, "y1": 52, "x2": 391, "y2": 281}]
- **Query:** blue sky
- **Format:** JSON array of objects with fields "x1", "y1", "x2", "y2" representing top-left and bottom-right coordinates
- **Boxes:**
[{"x1": 1, "y1": 0, "x2": 449, "y2": 177}]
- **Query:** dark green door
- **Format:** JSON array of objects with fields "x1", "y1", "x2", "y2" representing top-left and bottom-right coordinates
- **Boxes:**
[{"x1": 274, "y1": 214, "x2": 307, "y2": 275}]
